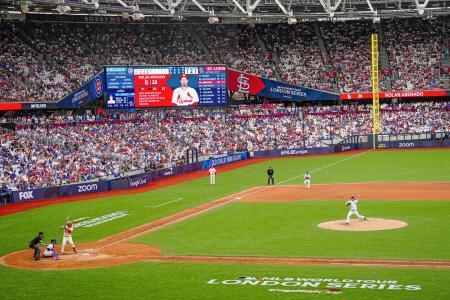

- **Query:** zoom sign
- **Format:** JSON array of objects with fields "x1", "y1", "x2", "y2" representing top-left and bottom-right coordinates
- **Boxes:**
[
  {"x1": 398, "y1": 142, "x2": 415, "y2": 148},
  {"x1": 77, "y1": 183, "x2": 98, "y2": 193}
]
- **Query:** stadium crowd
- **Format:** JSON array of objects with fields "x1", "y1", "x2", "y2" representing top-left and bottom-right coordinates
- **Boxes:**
[
  {"x1": 383, "y1": 18, "x2": 445, "y2": 91},
  {"x1": 1, "y1": 101, "x2": 448, "y2": 191},
  {"x1": 1, "y1": 17, "x2": 449, "y2": 103}
]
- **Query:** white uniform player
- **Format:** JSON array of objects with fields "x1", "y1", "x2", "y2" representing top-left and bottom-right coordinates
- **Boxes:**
[
  {"x1": 345, "y1": 195, "x2": 368, "y2": 224},
  {"x1": 209, "y1": 166, "x2": 216, "y2": 185},
  {"x1": 304, "y1": 172, "x2": 311, "y2": 189},
  {"x1": 61, "y1": 222, "x2": 77, "y2": 254},
  {"x1": 171, "y1": 74, "x2": 199, "y2": 106},
  {"x1": 44, "y1": 239, "x2": 59, "y2": 259}
]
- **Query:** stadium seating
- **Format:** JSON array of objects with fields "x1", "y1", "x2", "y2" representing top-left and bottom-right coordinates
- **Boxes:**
[
  {"x1": 1, "y1": 102, "x2": 448, "y2": 190},
  {"x1": 1, "y1": 18, "x2": 448, "y2": 102}
]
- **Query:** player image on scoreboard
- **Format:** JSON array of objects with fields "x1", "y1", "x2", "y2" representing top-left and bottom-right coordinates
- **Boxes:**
[
  {"x1": 107, "y1": 95, "x2": 116, "y2": 105},
  {"x1": 171, "y1": 74, "x2": 199, "y2": 106}
]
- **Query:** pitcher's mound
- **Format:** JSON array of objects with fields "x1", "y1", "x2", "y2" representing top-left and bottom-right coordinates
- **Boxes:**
[{"x1": 318, "y1": 218, "x2": 408, "y2": 231}]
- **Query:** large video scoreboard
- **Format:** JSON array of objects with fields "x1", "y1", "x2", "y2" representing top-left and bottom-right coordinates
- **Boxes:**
[{"x1": 105, "y1": 65, "x2": 227, "y2": 108}]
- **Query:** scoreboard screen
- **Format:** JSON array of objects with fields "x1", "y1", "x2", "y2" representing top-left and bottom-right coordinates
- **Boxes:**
[{"x1": 105, "y1": 65, "x2": 227, "y2": 108}]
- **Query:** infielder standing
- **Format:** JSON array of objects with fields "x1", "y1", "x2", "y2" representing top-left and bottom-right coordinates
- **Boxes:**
[
  {"x1": 209, "y1": 166, "x2": 216, "y2": 185},
  {"x1": 345, "y1": 195, "x2": 368, "y2": 224},
  {"x1": 61, "y1": 222, "x2": 77, "y2": 254},
  {"x1": 304, "y1": 171, "x2": 311, "y2": 189}
]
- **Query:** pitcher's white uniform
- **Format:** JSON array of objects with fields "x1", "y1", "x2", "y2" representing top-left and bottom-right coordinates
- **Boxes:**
[
  {"x1": 304, "y1": 172, "x2": 311, "y2": 189},
  {"x1": 61, "y1": 223, "x2": 77, "y2": 254},
  {"x1": 209, "y1": 167, "x2": 216, "y2": 185},
  {"x1": 345, "y1": 196, "x2": 367, "y2": 224}
]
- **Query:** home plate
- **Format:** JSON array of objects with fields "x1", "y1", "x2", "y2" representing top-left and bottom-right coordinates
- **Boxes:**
[{"x1": 235, "y1": 197, "x2": 242, "y2": 200}]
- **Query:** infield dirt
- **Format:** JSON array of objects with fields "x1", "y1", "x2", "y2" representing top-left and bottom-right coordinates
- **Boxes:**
[{"x1": 1, "y1": 182, "x2": 449, "y2": 270}]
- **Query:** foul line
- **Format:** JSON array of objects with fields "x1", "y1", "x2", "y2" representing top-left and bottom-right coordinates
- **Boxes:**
[
  {"x1": 97, "y1": 189, "x2": 258, "y2": 249},
  {"x1": 236, "y1": 149, "x2": 372, "y2": 201},
  {"x1": 100, "y1": 150, "x2": 371, "y2": 249},
  {"x1": 145, "y1": 197, "x2": 184, "y2": 208}
]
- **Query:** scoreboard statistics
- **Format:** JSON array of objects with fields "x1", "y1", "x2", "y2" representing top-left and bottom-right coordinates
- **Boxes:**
[{"x1": 106, "y1": 65, "x2": 227, "y2": 108}]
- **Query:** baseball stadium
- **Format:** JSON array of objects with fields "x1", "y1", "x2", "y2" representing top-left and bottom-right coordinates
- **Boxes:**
[{"x1": 0, "y1": 1, "x2": 449, "y2": 299}]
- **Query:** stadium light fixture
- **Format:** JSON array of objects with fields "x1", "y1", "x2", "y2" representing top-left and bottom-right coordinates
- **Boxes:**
[
  {"x1": 130, "y1": 11, "x2": 144, "y2": 20},
  {"x1": 208, "y1": 16, "x2": 220, "y2": 24},
  {"x1": 21, "y1": 4, "x2": 30, "y2": 14},
  {"x1": 81, "y1": 0, "x2": 100, "y2": 9},
  {"x1": 56, "y1": 5, "x2": 72, "y2": 13},
  {"x1": 287, "y1": 17, "x2": 297, "y2": 25}
]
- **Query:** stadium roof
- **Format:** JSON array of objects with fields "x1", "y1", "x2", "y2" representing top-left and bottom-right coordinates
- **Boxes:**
[{"x1": 0, "y1": 0, "x2": 449, "y2": 23}]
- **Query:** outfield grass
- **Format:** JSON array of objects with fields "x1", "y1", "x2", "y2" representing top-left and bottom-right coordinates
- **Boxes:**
[
  {"x1": 1, "y1": 262, "x2": 450, "y2": 300},
  {"x1": 0, "y1": 149, "x2": 449, "y2": 299},
  {"x1": 134, "y1": 200, "x2": 450, "y2": 260}
]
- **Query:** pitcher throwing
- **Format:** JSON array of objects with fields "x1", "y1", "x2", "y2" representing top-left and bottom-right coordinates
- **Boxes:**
[{"x1": 345, "y1": 195, "x2": 368, "y2": 224}]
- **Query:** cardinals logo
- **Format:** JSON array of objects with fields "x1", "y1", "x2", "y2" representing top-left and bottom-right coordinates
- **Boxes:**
[
  {"x1": 237, "y1": 74, "x2": 250, "y2": 93},
  {"x1": 94, "y1": 77, "x2": 103, "y2": 97}
]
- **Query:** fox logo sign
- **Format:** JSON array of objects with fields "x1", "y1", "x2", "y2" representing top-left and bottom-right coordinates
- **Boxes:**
[{"x1": 19, "y1": 191, "x2": 34, "y2": 201}]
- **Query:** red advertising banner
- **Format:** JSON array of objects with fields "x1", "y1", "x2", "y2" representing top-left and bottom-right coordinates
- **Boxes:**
[
  {"x1": 341, "y1": 90, "x2": 447, "y2": 100},
  {"x1": 228, "y1": 69, "x2": 339, "y2": 101},
  {"x1": 227, "y1": 69, "x2": 266, "y2": 95},
  {"x1": 440, "y1": 67, "x2": 450, "y2": 75},
  {"x1": 0, "y1": 103, "x2": 23, "y2": 111}
]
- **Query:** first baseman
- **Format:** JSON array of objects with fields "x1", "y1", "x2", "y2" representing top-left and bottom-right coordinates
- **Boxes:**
[
  {"x1": 345, "y1": 195, "x2": 368, "y2": 224},
  {"x1": 60, "y1": 222, "x2": 77, "y2": 254},
  {"x1": 304, "y1": 171, "x2": 311, "y2": 189},
  {"x1": 209, "y1": 166, "x2": 216, "y2": 185}
]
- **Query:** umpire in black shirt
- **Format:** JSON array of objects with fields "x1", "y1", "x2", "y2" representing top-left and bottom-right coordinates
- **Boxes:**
[
  {"x1": 267, "y1": 166, "x2": 274, "y2": 185},
  {"x1": 29, "y1": 232, "x2": 44, "y2": 261}
]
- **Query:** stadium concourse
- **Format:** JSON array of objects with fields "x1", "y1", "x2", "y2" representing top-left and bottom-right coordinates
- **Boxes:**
[
  {"x1": 0, "y1": 101, "x2": 448, "y2": 192},
  {"x1": 0, "y1": 17, "x2": 449, "y2": 103}
]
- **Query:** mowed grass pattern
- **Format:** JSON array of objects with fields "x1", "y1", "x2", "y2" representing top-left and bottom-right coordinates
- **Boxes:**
[
  {"x1": 134, "y1": 200, "x2": 450, "y2": 260},
  {"x1": 1, "y1": 262, "x2": 450, "y2": 300},
  {"x1": 0, "y1": 149, "x2": 449, "y2": 299}
]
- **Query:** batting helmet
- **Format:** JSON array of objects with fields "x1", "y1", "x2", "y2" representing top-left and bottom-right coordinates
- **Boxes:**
[{"x1": 50, "y1": 239, "x2": 57, "y2": 243}]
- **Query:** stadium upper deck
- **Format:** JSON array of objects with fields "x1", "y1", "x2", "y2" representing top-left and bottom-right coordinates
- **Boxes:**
[{"x1": 0, "y1": 17, "x2": 448, "y2": 103}]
